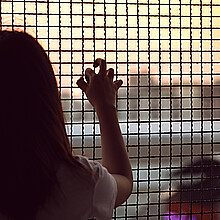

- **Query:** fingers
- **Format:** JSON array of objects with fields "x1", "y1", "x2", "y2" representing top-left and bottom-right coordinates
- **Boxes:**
[
  {"x1": 85, "y1": 68, "x2": 95, "y2": 84},
  {"x1": 95, "y1": 58, "x2": 106, "y2": 76},
  {"x1": 114, "y1": 80, "x2": 123, "y2": 91},
  {"x1": 107, "y1": 68, "x2": 114, "y2": 81},
  {"x1": 76, "y1": 77, "x2": 88, "y2": 93}
]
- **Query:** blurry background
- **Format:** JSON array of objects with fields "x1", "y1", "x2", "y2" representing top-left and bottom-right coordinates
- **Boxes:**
[{"x1": 1, "y1": 0, "x2": 220, "y2": 219}]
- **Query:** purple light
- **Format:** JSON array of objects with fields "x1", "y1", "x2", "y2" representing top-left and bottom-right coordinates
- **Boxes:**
[{"x1": 164, "y1": 212, "x2": 197, "y2": 220}]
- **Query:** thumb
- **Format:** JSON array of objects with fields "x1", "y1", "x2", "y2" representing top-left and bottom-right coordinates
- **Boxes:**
[{"x1": 76, "y1": 77, "x2": 88, "y2": 93}]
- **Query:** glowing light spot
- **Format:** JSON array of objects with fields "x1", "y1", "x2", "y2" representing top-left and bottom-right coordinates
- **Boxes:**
[{"x1": 164, "y1": 212, "x2": 197, "y2": 220}]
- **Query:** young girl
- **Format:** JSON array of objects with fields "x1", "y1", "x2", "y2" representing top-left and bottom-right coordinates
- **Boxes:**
[{"x1": 0, "y1": 30, "x2": 133, "y2": 220}]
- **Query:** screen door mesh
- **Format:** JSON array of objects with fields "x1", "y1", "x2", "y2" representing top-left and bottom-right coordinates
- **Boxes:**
[{"x1": 1, "y1": 0, "x2": 220, "y2": 219}]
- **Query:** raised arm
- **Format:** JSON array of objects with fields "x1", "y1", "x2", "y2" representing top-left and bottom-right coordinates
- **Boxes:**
[{"x1": 76, "y1": 58, "x2": 133, "y2": 207}]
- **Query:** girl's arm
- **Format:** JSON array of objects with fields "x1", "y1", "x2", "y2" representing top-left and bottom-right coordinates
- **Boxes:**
[{"x1": 77, "y1": 58, "x2": 133, "y2": 207}]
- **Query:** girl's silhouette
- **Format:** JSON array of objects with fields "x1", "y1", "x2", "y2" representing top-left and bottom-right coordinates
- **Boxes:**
[{"x1": 0, "y1": 30, "x2": 133, "y2": 220}]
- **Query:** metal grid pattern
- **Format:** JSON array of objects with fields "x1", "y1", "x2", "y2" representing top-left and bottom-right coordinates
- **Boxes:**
[{"x1": 1, "y1": 0, "x2": 220, "y2": 219}]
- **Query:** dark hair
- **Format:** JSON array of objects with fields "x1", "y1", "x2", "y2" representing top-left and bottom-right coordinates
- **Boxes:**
[{"x1": 0, "y1": 30, "x2": 87, "y2": 220}]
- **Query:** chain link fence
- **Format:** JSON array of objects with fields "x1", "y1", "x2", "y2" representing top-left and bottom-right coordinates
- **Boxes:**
[{"x1": 1, "y1": 0, "x2": 220, "y2": 219}]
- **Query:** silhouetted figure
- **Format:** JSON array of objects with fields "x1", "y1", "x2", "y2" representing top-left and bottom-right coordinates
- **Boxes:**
[
  {"x1": 0, "y1": 31, "x2": 133, "y2": 220},
  {"x1": 165, "y1": 158, "x2": 220, "y2": 219}
]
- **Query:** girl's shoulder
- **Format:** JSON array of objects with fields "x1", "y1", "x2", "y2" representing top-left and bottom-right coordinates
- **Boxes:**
[{"x1": 73, "y1": 156, "x2": 117, "y2": 219}]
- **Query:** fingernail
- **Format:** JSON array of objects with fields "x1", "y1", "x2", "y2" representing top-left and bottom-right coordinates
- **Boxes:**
[
  {"x1": 86, "y1": 68, "x2": 92, "y2": 73},
  {"x1": 93, "y1": 61, "x2": 99, "y2": 68}
]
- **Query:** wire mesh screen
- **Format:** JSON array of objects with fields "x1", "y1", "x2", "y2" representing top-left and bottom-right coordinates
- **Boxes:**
[{"x1": 1, "y1": 0, "x2": 220, "y2": 219}]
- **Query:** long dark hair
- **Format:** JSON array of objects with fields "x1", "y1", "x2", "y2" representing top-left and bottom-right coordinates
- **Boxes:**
[{"x1": 0, "y1": 30, "x2": 86, "y2": 220}]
